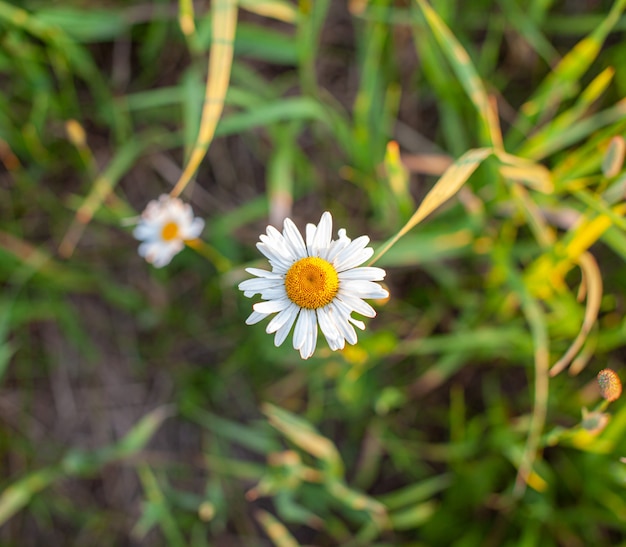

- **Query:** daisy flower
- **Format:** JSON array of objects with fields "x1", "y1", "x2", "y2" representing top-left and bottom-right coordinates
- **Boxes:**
[
  {"x1": 239, "y1": 212, "x2": 389, "y2": 359},
  {"x1": 133, "y1": 194, "x2": 205, "y2": 268}
]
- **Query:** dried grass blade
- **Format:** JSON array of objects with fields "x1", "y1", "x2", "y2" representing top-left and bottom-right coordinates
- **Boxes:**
[
  {"x1": 549, "y1": 252, "x2": 603, "y2": 377},
  {"x1": 370, "y1": 147, "x2": 492, "y2": 265},
  {"x1": 171, "y1": 0, "x2": 238, "y2": 198}
]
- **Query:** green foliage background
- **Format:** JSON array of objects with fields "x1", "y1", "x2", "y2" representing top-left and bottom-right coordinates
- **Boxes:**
[{"x1": 1, "y1": 0, "x2": 626, "y2": 545}]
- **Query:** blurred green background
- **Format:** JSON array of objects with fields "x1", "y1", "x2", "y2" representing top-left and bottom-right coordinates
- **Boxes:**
[{"x1": 2, "y1": 0, "x2": 626, "y2": 545}]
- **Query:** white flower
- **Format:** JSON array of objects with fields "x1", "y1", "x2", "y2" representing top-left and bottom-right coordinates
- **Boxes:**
[
  {"x1": 239, "y1": 212, "x2": 389, "y2": 359},
  {"x1": 133, "y1": 194, "x2": 205, "y2": 268}
]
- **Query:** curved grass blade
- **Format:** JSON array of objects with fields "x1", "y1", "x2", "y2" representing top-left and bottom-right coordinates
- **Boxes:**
[
  {"x1": 525, "y1": 202, "x2": 626, "y2": 298},
  {"x1": 549, "y1": 252, "x2": 602, "y2": 377},
  {"x1": 495, "y1": 149, "x2": 554, "y2": 194},
  {"x1": 171, "y1": 0, "x2": 238, "y2": 198}
]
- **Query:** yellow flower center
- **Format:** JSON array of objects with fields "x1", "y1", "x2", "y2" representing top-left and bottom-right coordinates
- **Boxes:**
[
  {"x1": 284, "y1": 257, "x2": 339, "y2": 309},
  {"x1": 161, "y1": 221, "x2": 180, "y2": 241}
]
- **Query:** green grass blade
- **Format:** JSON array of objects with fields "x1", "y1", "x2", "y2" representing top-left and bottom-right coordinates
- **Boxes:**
[
  {"x1": 517, "y1": 68, "x2": 619, "y2": 160},
  {"x1": 415, "y1": 0, "x2": 501, "y2": 148},
  {"x1": 0, "y1": 468, "x2": 63, "y2": 526}
]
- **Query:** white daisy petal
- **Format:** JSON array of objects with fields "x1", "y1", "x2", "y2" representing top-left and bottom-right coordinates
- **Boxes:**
[
  {"x1": 311, "y1": 212, "x2": 333, "y2": 258},
  {"x1": 317, "y1": 306, "x2": 345, "y2": 351},
  {"x1": 305, "y1": 223, "x2": 316, "y2": 255},
  {"x1": 254, "y1": 298, "x2": 292, "y2": 314},
  {"x1": 326, "y1": 229, "x2": 352, "y2": 262},
  {"x1": 239, "y1": 211, "x2": 388, "y2": 359},
  {"x1": 338, "y1": 266, "x2": 387, "y2": 281},
  {"x1": 246, "y1": 310, "x2": 269, "y2": 325},
  {"x1": 283, "y1": 218, "x2": 308, "y2": 258},
  {"x1": 133, "y1": 222, "x2": 159, "y2": 241},
  {"x1": 257, "y1": 287, "x2": 289, "y2": 301},
  {"x1": 333, "y1": 236, "x2": 374, "y2": 271},
  {"x1": 274, "y1": 317, "x2": 295, "y2": 347},
  {"x1": 137, "y1": 241, "x2": 152, "y2": 258},
  {"x1": 341, "y1": 279, "x2": 388, "y2": 299},
  {"x1": 292, "y1": 309, "x2": 309, "y2": 351},
  {"x1": 267, "y1": 302, "x2": 299, "y2": 334},
  {"x1": 245, "y1": 268, "x2": 283, "y2": 279},
  {"x1": 238, "y1": 277, "x2": 282, "y2": 295},
  {"x1": 336, "y1": 292, "x2": 377, "y2": 317},
  {"x1": 257, "y1": 242, "x2": 293, "y2": 272},
  {"x1": 328, "y1": 302, "x2": 358, "y2": 345},
  {"x1": 183, "y1": 217, "x2": 205, "y2": 239},
  {"x1": 349, "y1": 317, "x2": 366, "y2": 330},
  {"x1": 132, "y1": 194, "x2": 204, "y2": 268},
  {"x1": 299, "y1": 309, "x2": 318, "y2": 359}
]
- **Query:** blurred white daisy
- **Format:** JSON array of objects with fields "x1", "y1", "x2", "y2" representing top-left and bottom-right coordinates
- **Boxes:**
[
  {"x1": 133, "y1": 194, "x2": 205, "y2": 268},
  {"x1": 239, "y1": 211, "x2": 389, "y2": 359}
]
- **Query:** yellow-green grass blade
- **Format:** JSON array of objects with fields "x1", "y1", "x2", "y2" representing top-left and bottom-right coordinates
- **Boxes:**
[
  {"x1": 551, "y1": 117, "x2": 626, "y2": 185},
  {"x1": 0, "y1": 230, "x2": 92, "y2": 292},
  {"x1": 525, "y1": 202, "x2": 626, "y2": 298},
  {"x1": 509, "y1": 0, "x2": 626, "y2": 147},
  {"x1": 415, "y1": 0, "x2": 502, "y2": 148},
  {"x1": 517, "y1": 68, "x2": 618, "y2": 160},
  {"x1": 239, "y1": 0, "x2": 297, "y2": 22},
  {"x1": 255, "y1": 510, "x2": 300, "y2": 547},
  {"x1": 377, "y1": 474, "x2": 451, "y2": 510},
  {"x1": 387, "y1": 501, "x2": 437, "y2": 531},
  {"x1": 58, "y1": 139, "x2": 147, "y2": 258},
  {"x1": 262, "y1": 403, "x2": 344, "y2": 479},
  {"x1": 495, "y1": 149, "x2": 554, "y2": 194},
  {"x1": 0, "y1": 468, "x2": 63, "y2": 526},
  {"x1": 28, "y1": 5, "x2": 128, "y2": 42},
  {"x1": 602, "y1": 136, "x2": 626, "y2": 179},
  {"x1": 61, "y1": 406, "x2": 175, "y2": 474},
  {"x1": 171, "y1": 0, "x2": 238, "y2": 198},
  {"x1": 178, "y1": 0, "x2": 197, "y2": 50},
  {"x1": 325, "y1": 479, "x2": 387, "y2": 524},
  {"x1": 134, "y1": 466, "x2": 186, "y2": 547}
]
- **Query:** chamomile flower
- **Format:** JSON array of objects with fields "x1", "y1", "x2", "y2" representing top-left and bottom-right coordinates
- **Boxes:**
[
  {"x1": 239, "y1": 211, "x2": 389, "y2": 359},
  {"x1": 133, "y1": 194, "x2": 204, "y2": 268}
]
